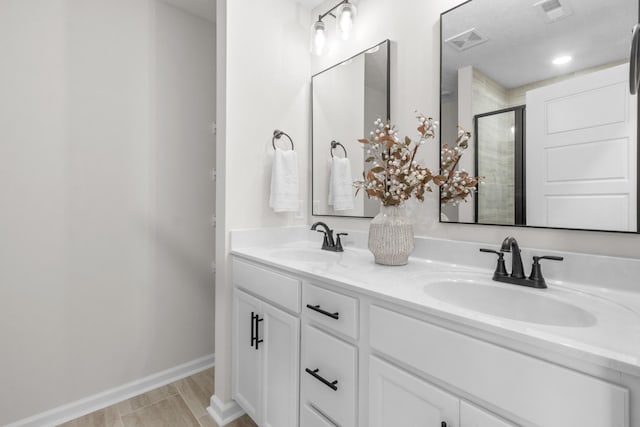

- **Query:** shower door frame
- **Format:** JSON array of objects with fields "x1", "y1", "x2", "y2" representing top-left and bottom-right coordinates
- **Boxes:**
[{"x1": 473, "y1": 105, "x2": 526, "y2": 225}]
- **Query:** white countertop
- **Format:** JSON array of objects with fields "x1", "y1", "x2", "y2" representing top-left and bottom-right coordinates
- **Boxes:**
[{"x1": 230, "y1": 227, "x2": 640, "y2": 377}]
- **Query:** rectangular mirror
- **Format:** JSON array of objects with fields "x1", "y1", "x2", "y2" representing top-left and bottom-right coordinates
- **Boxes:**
[
  {"x1": 440, "y1": 0, "x2": 639, "y2": 232},
  {"x1": 312, "y1": 40, "x2": 390, "y2": 218}
]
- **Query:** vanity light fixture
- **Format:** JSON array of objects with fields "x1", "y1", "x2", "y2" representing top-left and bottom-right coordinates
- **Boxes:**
[
  {"x1": 552, "y1": 55, "x2": 572, "y2": 65},
  {"x1": 336, "y1": 1, "x2": 357, "y2": 40},
  {"x1": 311, "y1": 19, "x2": 327, "y2": 56},
  {"x1": 310, "y1": 0, "x2": 357, "y2": 56}
]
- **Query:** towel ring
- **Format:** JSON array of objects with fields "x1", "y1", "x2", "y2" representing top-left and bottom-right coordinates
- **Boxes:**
[
  {"x1": 272, "y1": 130, "x2": 294, "y2": 151},
  {"x1": 330, "y1": 140, "x2": 348, "y2": 158}
]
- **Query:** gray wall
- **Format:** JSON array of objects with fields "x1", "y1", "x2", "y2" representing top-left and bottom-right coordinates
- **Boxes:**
[{"x1": 0, "y1": 0, "x2": 216, "y2": 423}]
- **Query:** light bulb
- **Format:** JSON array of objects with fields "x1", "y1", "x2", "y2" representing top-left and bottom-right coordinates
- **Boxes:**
[
  {"x1": 336, "y1": 2, "x2": 357, "y2": 41},
  {"x1": 552, "y1": 55, "x2": 572, "y2": 65},
  {"x1": 311, "y1": 19, "x2": 326, "y2": 56}
]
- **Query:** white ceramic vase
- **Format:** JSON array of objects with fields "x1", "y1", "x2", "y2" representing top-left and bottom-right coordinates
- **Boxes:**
[{"x1": 368, "y1": 204, "x2": 415, "y2": 266}]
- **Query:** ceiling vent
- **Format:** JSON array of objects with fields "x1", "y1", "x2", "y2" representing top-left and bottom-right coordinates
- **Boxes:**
[
  {"x1": 445, "y1": 28, "x2": 489, "y2": 52},
  {"x1": 534, "y1": 0, "x2": 573, "y2": 22}
]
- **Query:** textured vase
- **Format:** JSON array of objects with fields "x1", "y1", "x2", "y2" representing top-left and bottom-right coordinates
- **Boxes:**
[{"x1": 368, "y1": 205, "x2": 415, "y2": 266}]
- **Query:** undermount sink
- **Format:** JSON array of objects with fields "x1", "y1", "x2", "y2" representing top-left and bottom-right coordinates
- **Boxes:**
[
  {"x1": 268, "y1": 247, "x2": 340, "y2": 263},
  {"x1": 424, "y1": 279, "x2": 597, "y2": 327}
]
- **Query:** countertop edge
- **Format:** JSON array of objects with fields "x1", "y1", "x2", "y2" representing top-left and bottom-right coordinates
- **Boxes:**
[{"x1": 231, "y1": 248, "x2": 640, "y2": 378}]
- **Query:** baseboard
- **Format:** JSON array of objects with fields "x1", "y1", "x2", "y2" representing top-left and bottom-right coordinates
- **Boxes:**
[
  {"x1": 5, "y1": 354, "x2": 215, "y2": 427},
  {"x1": 207, "y1": 394, "x2": 245, "y2": 426}
]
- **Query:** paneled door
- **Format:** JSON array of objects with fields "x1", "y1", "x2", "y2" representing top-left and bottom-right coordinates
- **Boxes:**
[
  {"x1": 369, "y1": 356, "x2": 459, "y2": 427},
  {"x1": 232, "y1": 289, "x2": 262, "y2": 422},
  {"x1": 526, "y1": 63, "x2": 637, "y2": 231},
  {"x1": 261, "y1": 302, "x2": 300, "y2": 427}
]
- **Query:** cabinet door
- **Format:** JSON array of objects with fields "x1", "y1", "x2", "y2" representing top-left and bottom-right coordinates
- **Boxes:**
[
  {"x1": 232, "y1": 289, "x2": 262, "y2": 422},
  {"x1": 460, "y1": 401, "x2": 515, "y2": 427},
  {"x1": 369, "y1": 356, "x2": 459, "y2": 427},
  {"x1": 262, "y1": 302, "x2": 300, "y2": 427}
]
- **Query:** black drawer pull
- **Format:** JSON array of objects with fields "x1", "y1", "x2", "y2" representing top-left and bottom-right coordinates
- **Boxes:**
[
  {"x1": 250, "y1": 312, "x2": 256, "y2": 348},
  {"x1": 255, "y1": 315, "x2": 264, "y2": 350},
  {"x1": 305, "y1": 368, "x2": 338, "y2": 391},
  {"x1": 306, "y1": 304, "x2": 339, "y2": 320}
]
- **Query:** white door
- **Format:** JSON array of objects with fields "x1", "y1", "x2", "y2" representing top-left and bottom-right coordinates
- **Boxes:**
[
  {"x1": 460, "y1": 401, "x2": 515, "y2": 427},
  {"x1": 262, "y1": 302, "x2": 300, "y2": 427},
  {"x1": 526, "y1": 63, "x2": 637, "y2": 231},
  {"x1": 369, "y1": 356, "x2": 459, "y2": 427},
  {"x1": 232, "y1": 289, "x2": 262, "y2": 423}
]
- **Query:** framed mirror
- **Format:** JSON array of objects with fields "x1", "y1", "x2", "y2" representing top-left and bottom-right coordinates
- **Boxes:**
[
  {"x1": 312, "y1": 40, "x2": 390, "y2": 218},
  {"x1": 440, "y1": 0, "x2": 639, "y2": 233}
]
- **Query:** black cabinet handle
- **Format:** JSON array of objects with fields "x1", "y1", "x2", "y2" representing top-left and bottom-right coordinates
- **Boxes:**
[
  {"x1": 305, "y1": 368, "x2": 338, "y2": 391},
  {"x1": 306, "y1": 304, "x2": 339, "y2": 320},
  {"x1": 250, "y1": 311, "x2": 256, "y2": 348},
  {"x1": 254, "y1": 315, "x2": 263, "y2": 350}
]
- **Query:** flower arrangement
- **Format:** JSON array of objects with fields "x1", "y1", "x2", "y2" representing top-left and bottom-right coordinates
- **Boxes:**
[
  {"x1": 439, "y1": 127, "x2": 480, "y2": 205},
  {"x1": 354, "y1": 112, "x2": 479, "y2": 207}
]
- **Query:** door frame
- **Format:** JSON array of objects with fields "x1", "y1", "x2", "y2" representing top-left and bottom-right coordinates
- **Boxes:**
[{"x1": 473, "y1": 105, "x2": 526, "y2": 225}]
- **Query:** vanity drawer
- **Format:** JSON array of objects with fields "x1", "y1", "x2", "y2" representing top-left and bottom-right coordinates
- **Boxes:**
[
  {"x1": 300, "y1": 404, "x2": 336, "y2": 427},
  {"x1": 232, "y1": 258, "x2": 301, "y2": 313},
  {"x1": 369, "y1": 305, "x2": 629, "y2": 427},
  {"x1": 303, "y1": 283, "x2": 358, "y2": 339},
  {"x1": 301, "y1": 324, "x2": 357, "y2": 427}
]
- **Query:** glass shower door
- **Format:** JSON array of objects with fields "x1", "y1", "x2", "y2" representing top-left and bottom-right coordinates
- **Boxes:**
[{"x1": 474, "y1": 106, "x2": 525, "y2": 225}]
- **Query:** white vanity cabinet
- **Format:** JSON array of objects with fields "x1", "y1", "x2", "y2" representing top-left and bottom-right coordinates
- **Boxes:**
[
  {"x1": 460, "y1": 402, "x2": 515, "y2": 427},
  {"x1": 369, "y1": 356, "x2": 459, "y2": 427},
  {"x1": 300, "y1": 282, "x2": 359, "y2": 427},
  {"x1": 369, "y1": 304, "x2": 628, "y2": 427},
  {"x1": 230, "y1": 253, "x2": 633, "y2": 427},
  {"x1": 369, "y1": 356, "x2": 514, "y2": 427},
  {"x1": 232, "y1": 259, "x2": 301, "y2": 427}
]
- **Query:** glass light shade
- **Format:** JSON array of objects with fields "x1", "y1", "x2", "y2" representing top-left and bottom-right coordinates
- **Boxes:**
[
  {"x1": 552, "y1": 55, "x2": 572, "y2": 65},
  {"x1": 311, "y1": 19, "x2": 326, "y2": 56},
  {"x1": 336, "y1": 2, "x2": 357, "y2": 40}
]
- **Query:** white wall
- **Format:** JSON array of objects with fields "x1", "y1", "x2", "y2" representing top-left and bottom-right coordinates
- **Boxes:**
[
  {"x1": 214, "y1": 0, "x2": 310, "y2": 407},
  {"x1": 155, "y1": 0, "x2": 217, "y2": 372},
  {"x1": 0, "y1": 1, "x2": 216, "y2": 424},
  {"x1": 310, "y1": 0, "x2": 640, "y2": 259}
]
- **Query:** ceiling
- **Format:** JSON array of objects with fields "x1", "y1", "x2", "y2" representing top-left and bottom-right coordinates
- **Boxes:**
[
  {"x1": 442, "y1": 0, "x2": 637, "y2": 93},
  {"x1": 297, "y1": 0, "x2": 328, "y2": 9},
  {"x1": 162, "y1": 0, "x2": 216, "y2": 23}
]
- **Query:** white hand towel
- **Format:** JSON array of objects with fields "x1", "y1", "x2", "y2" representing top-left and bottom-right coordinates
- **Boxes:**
[
  {"x1": 269, "y1": 148, "x2": 299, "y2": 212},
  {"x1": 327, "y1": 157, "x2": 354, "y2": 211}
]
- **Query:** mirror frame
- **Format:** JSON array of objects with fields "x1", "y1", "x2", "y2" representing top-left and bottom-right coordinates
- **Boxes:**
[
  {"x1": 311, "y1": 39, "x2": 391, "y2": 218},
  {"x1": 438, "y1": 0, "x2": 640, "y2": 234}
]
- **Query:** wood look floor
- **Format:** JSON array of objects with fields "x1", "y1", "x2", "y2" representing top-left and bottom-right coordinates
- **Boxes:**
[{"x1": 58, "y1": 369, "x2": 257, "y2": 427}]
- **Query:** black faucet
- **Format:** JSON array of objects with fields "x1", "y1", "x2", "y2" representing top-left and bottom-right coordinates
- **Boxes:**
[
  {"x1": 480, "y1": 236, "x2": 563, "y2": 289},
  {"x1": 310, "y1": 222, "x2": 347, "y2": 252}
]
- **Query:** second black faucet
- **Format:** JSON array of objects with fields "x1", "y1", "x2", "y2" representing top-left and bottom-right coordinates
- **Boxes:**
[
  {"x1": 481, "y1": 236, "x2": 563, "y2": 289},
  {"x1": 311, "y1": 222, "x2": 348, "y2": 252}
]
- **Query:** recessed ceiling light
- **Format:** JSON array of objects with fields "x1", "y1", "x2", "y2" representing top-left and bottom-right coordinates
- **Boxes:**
[{"x1": 552, "y1": 55, "x2": 572, "y2": 65}]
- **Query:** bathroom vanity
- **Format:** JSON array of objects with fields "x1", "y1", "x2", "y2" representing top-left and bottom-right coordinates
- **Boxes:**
[{"x1": 230, "y1": 227, "x2": 640, "y2": 427}]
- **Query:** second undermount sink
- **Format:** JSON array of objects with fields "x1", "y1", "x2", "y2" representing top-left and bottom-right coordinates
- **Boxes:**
[
  {"x1": 268, "y1": 247, "x2": 340, "y2": 264},
  {"x1": 424, "y1": 278, "x2": 597, "y2": 327}
]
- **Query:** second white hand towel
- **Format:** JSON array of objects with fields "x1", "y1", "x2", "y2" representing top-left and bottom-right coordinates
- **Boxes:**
[
  {"x1": 269, "y1": 148, "x2": 299, "y2": 212},
  {"x1": 328, "y1": 157, "x2": 354, "y2": 211}
]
